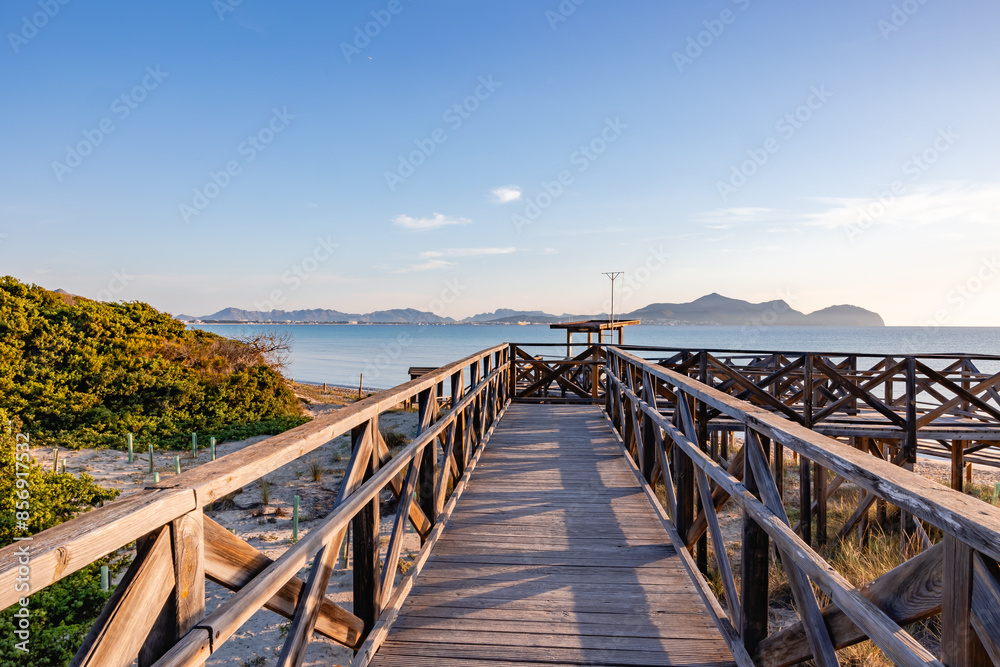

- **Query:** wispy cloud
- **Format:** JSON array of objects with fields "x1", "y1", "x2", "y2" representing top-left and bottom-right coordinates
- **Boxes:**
[
  {"x1": 394, "y1": 259, "x2": 453, "y2": 273},
  {"x1": 420, "y1": 247, "x2": 515, "y2": 259},
  {"x1": 694, "y1": 207, "x2": 775, "y2": 226},
  {"x1": 490, "y1": 186, "x2": 522, "y2": 204},
  {"x1": 802, "y1": 182, "x2": 1000, "y2": 229},
  {"x1": 392, "y1": 212, "x2": 472, "y2": 231}
]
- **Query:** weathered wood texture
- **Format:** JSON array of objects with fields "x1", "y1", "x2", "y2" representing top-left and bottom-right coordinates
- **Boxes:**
[{"x1": 367, "y1": 404, "x2": 736, "y2": 667}]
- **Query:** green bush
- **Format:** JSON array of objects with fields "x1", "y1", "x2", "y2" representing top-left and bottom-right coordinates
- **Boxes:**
[
  {"x1": 0, "y1": 276, "x2": 305, "y2": 449},
  {"x1": 0, "y1": 413, "x2": 125, "y2": 665}
]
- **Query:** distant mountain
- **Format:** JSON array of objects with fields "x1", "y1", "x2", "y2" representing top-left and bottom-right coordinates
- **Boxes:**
[
  {"x1": 461, "y1": 308, "x2": 553, "y2": 323},
  {"x1": 181, "y1": 307, "x2": 454, "y2": 324},
  {"x1": 181, "y1": 294, "x2": 883, "y2": 327},
  {"x1": 625, "y1": 293, "x2": 884, "y2": 326}
]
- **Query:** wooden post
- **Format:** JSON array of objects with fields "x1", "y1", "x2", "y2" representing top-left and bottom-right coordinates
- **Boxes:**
[
  {"x1": 640, "y1": 375, "x2": 655, "y2": 483},
  {"x1": 450, "y1": 370, "x2": 466, "y2": 474},
  {"x1": 416, "y1": 386, "x2": 438, "y2": 533},
  {"x1": 697, "y1": 353, "x2": 710, "y2": 575},
  {"x1": 352, "y1": 421, "x2": 380, "y2": 637},
  {"x1": 800, "y1": 354, "x2": 813, "y2": 547},
  {"x1": 941, "y1": 536, "x2": 990, "y2": 665},
  {"x1": 139, "y1": 510, "x2": 205, "y2": 666},
  {"x1": 952, "y1": 440, "x2": 965, "y2": 491},
  {"x1": 741, "y1": 426, "x2": 769, "y2": 657},
  {"x1": 292, "y1": 495, "x2": 299, "y2": 542},
  {"x1": 902, "y1": 357, "x2": 918, "y2": 552}
]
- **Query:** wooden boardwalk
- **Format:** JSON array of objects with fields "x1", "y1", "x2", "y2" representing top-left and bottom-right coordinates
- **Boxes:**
[{"x1": 370, "y1": 404, "x2": 736, "y2": 666}]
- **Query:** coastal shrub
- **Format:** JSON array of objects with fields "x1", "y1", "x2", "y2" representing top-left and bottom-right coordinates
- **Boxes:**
[
  {"x1": 0, "y1": 413, "x2": 125, "y2": 665},
  {"x1": 0, "y1": 276, "x2": 305, "y2": 450}
]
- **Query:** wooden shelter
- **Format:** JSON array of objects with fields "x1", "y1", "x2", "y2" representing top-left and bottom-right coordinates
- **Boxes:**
[{"x1": 550, "y1": 318, "x2": 639, "y2": 356}]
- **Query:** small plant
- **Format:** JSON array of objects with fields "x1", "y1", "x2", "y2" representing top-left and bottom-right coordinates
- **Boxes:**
[
  {"x1": 256, "y1": 477, "x2": 274, "y2": 505},
  {"x1": 381, "y1": 427, "x2": 409, "y2": 450},
  {"x1": 211, "y1": 488, "x2": 243, "y2": 512},
  {"x1": 242, "y1": 654, "x2": 267, "y2": 667},
  {"x1": 309, "y1": 459, "x2": 324, "y2": 482}
]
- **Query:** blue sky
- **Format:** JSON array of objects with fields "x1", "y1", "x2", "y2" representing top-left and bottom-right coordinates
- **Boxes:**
[{"x1": 2, "y1": 1, "x2": 999, "y2": 325}]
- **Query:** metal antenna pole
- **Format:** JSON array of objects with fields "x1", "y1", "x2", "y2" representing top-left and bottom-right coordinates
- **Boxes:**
[{"x1": 602, "y1": 272, "x2": 624, "y2": 328}]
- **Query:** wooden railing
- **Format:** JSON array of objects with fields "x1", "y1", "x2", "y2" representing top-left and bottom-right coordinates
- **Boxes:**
[
  {"x1": 508, "y1": 343, "x2": 605, "y2": 402},
  {"x1": 0, "y1": 344, "x2": 510, "y2": 667},
  {"x1": 604, "y1": 346, "x2": 1000, "y2": 666}
]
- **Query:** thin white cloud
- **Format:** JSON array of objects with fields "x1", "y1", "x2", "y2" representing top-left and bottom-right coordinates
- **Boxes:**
[
  {"x1": 695, "y1": 207, "x2": 775, "y2": 226},
  {"x1": 490, "y1": 186, "x2": 522, "y2": 204},
  {"x1": 392, "y1": 212, "x2": 472, "y2": 231},
  {"x1": 394, "y1": 259, "x2": 453, "y2": 273},
  {"x1": 802, "y1": 182, "x2": 1000, "y2": 229},
  {"x1": 420, "y1": 247, "x2": 516, "y2": 259}
]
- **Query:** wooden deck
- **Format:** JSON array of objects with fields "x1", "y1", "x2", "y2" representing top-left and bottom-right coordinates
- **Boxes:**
[{"x1": 369, "y1": 404, "x2": 736, "y2": 667}]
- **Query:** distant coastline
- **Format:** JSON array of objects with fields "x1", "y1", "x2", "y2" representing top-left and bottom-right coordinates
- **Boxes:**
[{"x1": 179, "y1": 293, "x2": 885, "y2": 328}]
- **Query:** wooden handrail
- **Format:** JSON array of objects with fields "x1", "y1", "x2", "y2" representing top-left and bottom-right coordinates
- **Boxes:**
[{"x1": 604, "y1": 346, "x2": 1000, "y2": 665}]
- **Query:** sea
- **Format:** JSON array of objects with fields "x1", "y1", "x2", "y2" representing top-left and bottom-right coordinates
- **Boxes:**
[{"x1": 188, "y1": 324, "x2": 1000, "y2": 390}]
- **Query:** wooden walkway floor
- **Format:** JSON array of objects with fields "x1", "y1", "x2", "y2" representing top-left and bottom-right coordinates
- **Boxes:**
[{"x1": 370, "y1": 404, "x2": 736, "y2": 667}]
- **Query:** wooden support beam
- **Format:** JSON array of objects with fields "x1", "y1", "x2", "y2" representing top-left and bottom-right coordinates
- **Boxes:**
[
  {"x1": 278, "y1": 413, "x2": 376, "y2": 667},
  {"x1": 942, "y1": 536, "x2": 990, "y2": 665},
  {"x1": 740, "y1": 427, "x2": 769, "y2": 658},
  {"x1": 757, "y1": 542, "x2": 943, "y2": 667},
  {"x1": 71, "y1": 526, "x2": 175, "y2": 667},
  {"x1": 352, "y1": 421, "x2": 381, "y2": 638},
  {"x1": 416, "y1": 387, "x2": 438, "y2": 532},
  {"x1": 971, "y1": 552, "x2": 1000, "y2": 664},
  {"x1": 745, "y1": 430, "x2": 839, "y2": 667},
  {"x1": 201, "y1": 517, "x2": 363, "y2": 648}
]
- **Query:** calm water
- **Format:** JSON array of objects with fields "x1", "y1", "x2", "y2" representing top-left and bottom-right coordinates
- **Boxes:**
[{"x1": 190, "y1": 324, "x2": 1000, "y2": 389}]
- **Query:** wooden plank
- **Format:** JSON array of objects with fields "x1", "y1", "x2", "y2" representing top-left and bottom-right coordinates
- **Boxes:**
[{"x1": 367, "y1": 404, "x2": 736, "y2": 667}]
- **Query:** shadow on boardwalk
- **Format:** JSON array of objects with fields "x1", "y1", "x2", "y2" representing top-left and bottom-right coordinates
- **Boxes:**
[{"x1": 370, "y1": 404, "x2": 736, "y2": 666}]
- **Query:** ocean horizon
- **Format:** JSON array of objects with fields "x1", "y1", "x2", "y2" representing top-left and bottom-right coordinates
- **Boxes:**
[{"x1": 190, "y1": 323, "x2": 1000, "y2": 390}]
